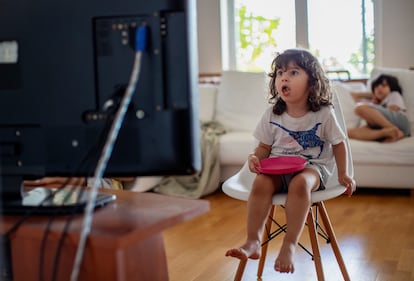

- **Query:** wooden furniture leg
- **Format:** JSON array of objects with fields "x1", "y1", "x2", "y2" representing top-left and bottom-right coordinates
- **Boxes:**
[
  {"x1": 257, "y1": 205, "x2": 275, "y2": 278},
  {"x1": 307, "y1": 208, "x2": 325, "y2": 281},
  {"x1": 231, "y1": 203, "x2": 351, "y2": 281},
  {"x1": 234, "y1": 259, "x2": 247, "y2": 281},
  {"x1": 317, "y1": 202, "x2": 351, "y2": 281}
]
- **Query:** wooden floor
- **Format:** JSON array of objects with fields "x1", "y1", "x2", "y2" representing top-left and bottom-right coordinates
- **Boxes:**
[{"x1": 163, "y1": 188, "x2": 414, "y2": 281}]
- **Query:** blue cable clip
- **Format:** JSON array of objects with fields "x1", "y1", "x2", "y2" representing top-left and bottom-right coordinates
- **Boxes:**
[{"x1": 135, "y1": 25, "x2": 148, "y2": 52}]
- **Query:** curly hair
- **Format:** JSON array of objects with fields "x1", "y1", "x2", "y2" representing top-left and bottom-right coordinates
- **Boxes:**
[
  {"x1": 267, "y1": 49, "x2": 332, "y2": 115},
  {"x1": 371, "y1": 74, "x2": 403, "y2": 95}
]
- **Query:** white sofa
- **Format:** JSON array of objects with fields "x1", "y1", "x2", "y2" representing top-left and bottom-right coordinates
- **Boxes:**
[
  {"x1": 199, "y1": 68, "x2": 414, "y2": 192},
  {"x1": 336, "y1": 67, "x2": 414, "y2": 190},
  {"x1": 199, "y1": 71, "x2": 269, "y2": 182}
]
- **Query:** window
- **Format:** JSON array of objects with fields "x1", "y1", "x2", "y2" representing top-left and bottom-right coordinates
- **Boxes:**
[{"x1": 221, "y1": 0, "x2": 374, "y2": 78}]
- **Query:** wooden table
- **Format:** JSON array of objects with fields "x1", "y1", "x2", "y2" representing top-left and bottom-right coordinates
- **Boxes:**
[{"x1": 1, "y1": 189, "x2": 210, "y2": 281}]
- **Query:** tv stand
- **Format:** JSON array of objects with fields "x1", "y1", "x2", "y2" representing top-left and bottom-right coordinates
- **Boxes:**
[{"x1": 0, "y1": 189, "x2": 209, "y2": 281}]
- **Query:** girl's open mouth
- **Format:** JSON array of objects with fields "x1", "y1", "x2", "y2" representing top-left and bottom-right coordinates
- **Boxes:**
[{"x1": 281, "y1": 85, "x2": 290, "y2": 94}]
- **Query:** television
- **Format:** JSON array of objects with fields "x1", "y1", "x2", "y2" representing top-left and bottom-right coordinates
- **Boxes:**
[{"x1": 0, "y1": 0, "x2": 200, "y2": 214}]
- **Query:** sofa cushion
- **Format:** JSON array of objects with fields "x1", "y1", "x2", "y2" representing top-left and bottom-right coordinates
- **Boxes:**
[
  {"x1": 215, "y1": 71, "x2": 270, "y2": 132},
  {"x1": 218, "y1": 132, "x2": 257, "y2": 165},
  {"x1": 350, "y1": 137, "x2": 414, "y2": 165}
]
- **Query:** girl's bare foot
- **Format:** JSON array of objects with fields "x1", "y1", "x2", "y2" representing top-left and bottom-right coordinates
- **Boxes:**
[
  {"x1": 225, "y1": 240, "x2": 261, "y2": 260},
  {"x1": 274, "y1": 241, "x2": 296, "y2": 273},
  {"x1": 384, "y1": 127, "x2": 404, "y2": 142}
]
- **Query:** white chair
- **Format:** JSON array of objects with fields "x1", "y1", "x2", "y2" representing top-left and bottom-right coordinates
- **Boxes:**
[{"x1": 222, "y1": 90, "x2": 353, "y2": 281}]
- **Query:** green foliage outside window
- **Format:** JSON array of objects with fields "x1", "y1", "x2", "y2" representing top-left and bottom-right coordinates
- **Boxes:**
[
  {"x1": 236, "y1": 5, "x2": 280, "y2": 71},
  {"x1": 349, "y1": 32, "x2": 375, "y2": 76},
  {"x1": 235, "y1": 2, "x2": 373, "y2": 77}
]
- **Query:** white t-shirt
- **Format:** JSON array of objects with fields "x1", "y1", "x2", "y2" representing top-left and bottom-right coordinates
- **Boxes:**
[
  {"x1": 380, "y1": 91, "x2": 407, "y2": 113},
  {"x1": 253, "y1": 106, "x2": 346, "y2": 184}
]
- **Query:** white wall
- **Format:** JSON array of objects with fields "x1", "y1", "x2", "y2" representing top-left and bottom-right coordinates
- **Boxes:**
[
  {"x1": 374, "y1": 0, "x2": 414, "y2": 68},
  {"x1": 197, "y1": 0, "x2": 414, "y2": 74},
  {"x1": 197, "y1": 0, "x2": 222, "y2": 74}
]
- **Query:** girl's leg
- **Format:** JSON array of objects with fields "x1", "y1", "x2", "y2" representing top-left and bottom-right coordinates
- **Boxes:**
[
  {"x1": 354, "y1": 104, "x2": 395, "y2": 128},
  {"x1": 351, "y1": 104, "x2": 404, "y2": 142},
  {"x1": 347, "y1": 125, "x2": 403, "y2": 141},
  {"x1": 225, "y1": 174, "x2": 282, "y2": 260},
  {"x1": 274, "y1": 169, "x2": 320, "y2": 273}
]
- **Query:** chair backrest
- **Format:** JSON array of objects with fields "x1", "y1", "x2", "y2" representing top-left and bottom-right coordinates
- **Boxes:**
[
  {"x1": 222, "y1": 88, "x2": 354, "y2": 204},
  {"x1": 327, "y1": 86, "x2": 354, "y2": 185}
]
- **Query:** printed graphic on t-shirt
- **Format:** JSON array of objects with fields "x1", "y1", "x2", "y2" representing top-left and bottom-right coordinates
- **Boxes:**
[{"x1": 270, "y1": 122, "x2": 325, "y2": 159}]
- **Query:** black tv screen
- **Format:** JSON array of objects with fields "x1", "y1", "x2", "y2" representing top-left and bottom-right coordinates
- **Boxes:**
[{"x1": 0, "y1": 0, "x2": 200, "y2": 201}]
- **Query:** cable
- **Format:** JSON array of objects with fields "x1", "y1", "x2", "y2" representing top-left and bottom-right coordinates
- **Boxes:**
[
  {"x1": 70, "y1": 24, "x2": 148, "y2": 281},
  {"x1": 4, "y1": 25, "x2": 148, "y2": 281},
  {"x1": 39, "y1": 86, "x2": 121, "y2": 281},
  {"x1": 5, "y1": 139, "x2": 106, "y2": 281},
  {"x1": 48, "y1": 104, "x2": 118, "y2": 281},
  {"x1": 4, "y1": 117, "x2": 112, "y2": 237}
]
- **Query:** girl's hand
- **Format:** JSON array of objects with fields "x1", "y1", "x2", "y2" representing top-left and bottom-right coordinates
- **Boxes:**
[
  {"x1": 387, "y1": 104, "x2": 400, "y2": 111},
  {"x1": 371, "y1": 96, "x2": 381, "y2": 104},
  {"x1": 338, "y1": 174, "x2": 356, "y2": 197},
  {"x1": 247, "y1": 154, "x2": 261, "y2": 174}
]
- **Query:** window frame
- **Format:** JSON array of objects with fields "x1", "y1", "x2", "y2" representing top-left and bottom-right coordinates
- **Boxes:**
[{"x1": 221, "y1": 0, "x2": 373, "y2": 78}]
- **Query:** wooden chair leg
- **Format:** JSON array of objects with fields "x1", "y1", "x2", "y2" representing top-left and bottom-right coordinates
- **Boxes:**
[
  {"x1": 234, "y1": 203, "x2": 349, "y2": 281},
  {"x1": 317, "y1": 202, "x2": 351, "y2": 281},
  {"x1": 257, "y1": 205, "x2": 275, "y2": 278},
  {"x1": 307, "y1": 208, "x2": 325, "y2": 281},
  {"x1": 234, "y1": 259, "x2": 247, "y2": 281}
]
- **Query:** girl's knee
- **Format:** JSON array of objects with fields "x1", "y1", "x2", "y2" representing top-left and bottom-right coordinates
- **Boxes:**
[
  {"x1": 288, "y1": 181, "x2": 310, "y2": 197},
  {"x1": 289, "y1": 172, "x2": 319, "y2": 194},
  {"x1": 354, "y1": 103, "x2": 369, "y2": 115},
  {"x1": 354, "y1": 103, "x2": 379, "y2": 119}
]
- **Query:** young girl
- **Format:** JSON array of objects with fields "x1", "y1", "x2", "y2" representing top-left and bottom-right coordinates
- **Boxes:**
[
  {"x1": 225, "y1": 49, "x2": 356, "y2": 274},
  {"x1": 347, "y1": 74, "x2": 410, "y2": 142}
]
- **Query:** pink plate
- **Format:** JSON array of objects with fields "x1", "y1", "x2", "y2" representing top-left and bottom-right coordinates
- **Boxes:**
[{"x1": 257, "y1": 156, "x2": 307, "y2": 175}]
